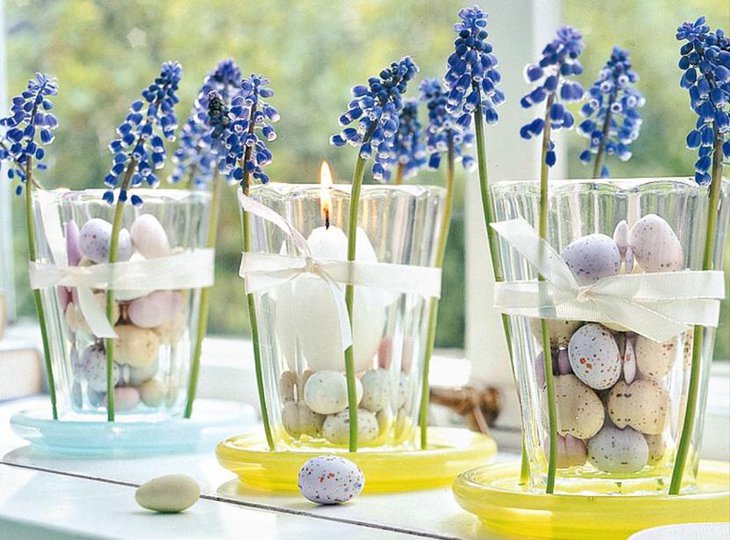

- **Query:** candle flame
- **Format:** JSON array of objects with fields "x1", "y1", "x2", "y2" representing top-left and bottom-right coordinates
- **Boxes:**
[{"x1": 320, "y1": 160, "x2": 333, "y2": 228}]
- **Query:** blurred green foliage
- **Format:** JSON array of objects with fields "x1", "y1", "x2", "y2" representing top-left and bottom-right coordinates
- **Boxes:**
[{"x1": 4, "y1": 0, "x2": 728, "y2": 356}]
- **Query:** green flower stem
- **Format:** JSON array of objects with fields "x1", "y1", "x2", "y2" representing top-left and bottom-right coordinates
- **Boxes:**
[
  {"x1": 539, "y1": 94, "x2": 558, "y2": 494},
  {"x1": 670, "y1": 132, "x2": 724, "y2": 494},
  {"x1": 344, "y1": 154, "x2": 367, "y2": 452},
  {"x1": 104, "y1": 158, "x2": 137, "y2": 422},
  {"x1": 591, "y1": 91, "x2": 615, "y2": 179},
  {"x1": 393, "y1": 162, "x2": 404, "y2": 186},
  {"x1": 24, "y1": 157, "x2": 57, "y2": 420},
  {"x1": 184, "y1": 169, "x2": 222, "y2": 418},
  {"x1": 473, "y1": 103, "x2": 529, "y2": 485},
  {"x1": 419, "y1": 136, "x2": 456, "y2": 449}
]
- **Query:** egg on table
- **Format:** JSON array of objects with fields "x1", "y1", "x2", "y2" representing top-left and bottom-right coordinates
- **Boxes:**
[{"x1": 298, "y1": 456, "x2": 364, "y2": 505}]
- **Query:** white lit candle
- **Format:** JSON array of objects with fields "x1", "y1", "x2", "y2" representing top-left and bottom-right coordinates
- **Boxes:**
[{"x1": 275, "y1": 162, "x2": 385, "y2": 373}]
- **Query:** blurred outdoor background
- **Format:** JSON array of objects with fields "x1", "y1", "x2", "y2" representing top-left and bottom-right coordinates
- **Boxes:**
[{"x1": 4, "y1": 0, "x2": 729, "y2": 357}]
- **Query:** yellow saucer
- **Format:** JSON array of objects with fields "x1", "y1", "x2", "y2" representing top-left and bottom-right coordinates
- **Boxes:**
[
  {"x1": 453, "y1": 461, "x2": 730, "y2": 540},
  {"x1": 217, "y1": 427, "x2": 496, "y2": 493}
]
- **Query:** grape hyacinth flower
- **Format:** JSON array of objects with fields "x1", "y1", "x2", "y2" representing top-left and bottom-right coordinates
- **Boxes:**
[
  {"x1": 0, "y1": 73, "x2": 59, "y2": 194},
  {"x1": 170, "y1": 59, "x2": 242, "y2": 188},
  {"x1": 671, "y1": 16, "x2": 729, "y2": 495},
  {"x1": 104, "y1": 61, "x2": 182, "y2": 206},
  {"x1": 0, "y1": 72, "x2": 60, "y2": 419},
  {"x1": 331, "y1": 56, "x2": 418, "y2": 181},
  {"x1": 578, "y1": 47, "x2": 645, "y2": 178},
  {"x1": 420, "y1": 78, "x2": 475, "y2": 171},
  {"x1": 519, "y1": 26, "x2": 585, "y2": 167},
  {"x1": 677, "y1": 16, "x2": 730, "y2": 185},
  {"x1": 331, "y1": 56, "x2": 418, "y2": 452},
  {"x1": 391, "y1": 100, "x2": 427, "y2": 183}
]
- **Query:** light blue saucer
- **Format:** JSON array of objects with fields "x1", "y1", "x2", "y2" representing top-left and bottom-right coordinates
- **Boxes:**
[{"x1": 10, "y1": 399, "x2": 257, "y2": 456}]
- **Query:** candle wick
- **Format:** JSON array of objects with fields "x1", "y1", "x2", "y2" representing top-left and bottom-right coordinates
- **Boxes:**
[{"x1": 325, "y1": 209, "x2": 330, "y2": 230}]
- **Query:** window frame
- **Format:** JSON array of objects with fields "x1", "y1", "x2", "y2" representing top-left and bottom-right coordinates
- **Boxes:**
[{"x1": 0, "y1": 0, "x2": 15, "y2": 323}]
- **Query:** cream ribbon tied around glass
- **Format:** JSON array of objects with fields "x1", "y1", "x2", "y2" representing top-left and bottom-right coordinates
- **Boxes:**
[
  {"x1": 491, "y1": 218, "x2": 725, "y2": 343},
  {"x1": 238, "y1": 192, "x2": 442, "y2": 351},
  {"x1": 28, "y1": 189, "x2": 215, "y2": 339}
]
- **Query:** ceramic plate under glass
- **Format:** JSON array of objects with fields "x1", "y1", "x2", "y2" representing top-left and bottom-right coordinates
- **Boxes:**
[
  {"x1": 11, "y1": 399, "x2": 256, "y2": 456},
  {"x1": 453, "y1": 461, "x2": 730, "y2": 540},
  {"x1": 217, "y1": 427, "x2": 496, "y2": 493}
]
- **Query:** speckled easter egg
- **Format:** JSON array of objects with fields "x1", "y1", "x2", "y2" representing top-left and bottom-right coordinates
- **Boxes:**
[
  {"x1": 612, "y1": 220, "x2": 630, "y2": 258},
  {"x1": 529, "y1": 319, "x2": 582, "y2": 349},
  {"x1": 79, "y1": 343, "x2": 119, "y2": 392},
  {"x1": 113, "y1": 325, "x2": 161, "y2": 368},
  {"x1": 560, "y1": 234, "x2": 621, "y2": 285},
  {"x1": 623, "y1": 336, "x2": 637, "y2": 384},
  {"x1": 130, "y1": 214, "x2": 171, "y2": 259},
  {"x1": 322, "y1": 409, "x2": 379, "y2": 445},
  {"x1": 66, "y1": 220, "x2": 83, "y2": 266},
  {"x1": 568, "y1": 323, "x2": 621, "y2": 390},
  {"x1": 607, "y1": 380, "x2": 670, "y2": 435},
  {"x1": 128, "y1": 291, "x2": 184, "y2": 328},
  {"x1": 629, "y1": 214, "x2": 684, "y2": 272},
  {"x1": 298, "y1": 456, "x2": 364, "y2": 505},
  {"x1": 587, "y1": 424, "x2": 649, "y2": 473},
  {"x1": 360, "y1": 369, "x2": 391, "y2": 412},
  {"x1": 635, "y1": 335, "x2": 678, "y2": 380},
  {"x1": 282, "y1": 401, "x2": 325, "y2": 438},
  {"x1": 303, "y1": 370, "x2": 362, "y2": 415},
  {"x1": 543, "y1": 434, "x2": 587, "y2": 469},
  {"x1": 79, "y1": 218, "x2": 133, "y2": 263},
  {"x1": 554, "y1": 374, "x2": 605, "y2": 440}
]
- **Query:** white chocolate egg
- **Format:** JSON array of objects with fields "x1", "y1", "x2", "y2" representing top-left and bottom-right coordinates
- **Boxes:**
[
  {"x1": 554, "y1": 374, "x2": 605, "y2": 440},
  {"x1": 298, "y1": 456, "x2": 364, "y2": 505},
  {"x1": 360, "y1": 368, "x2": 391, "y2": 412},
  {"x1": 629, "y1": 214, "x2": 683, "y2": 272},
  {"x1": 322, "y1": 408, "x2": 379, "y2": 445},
  {"x1": 139, "y1": 379, "x2": 164, "y2": 407},
  {"x1": 129, "y1": 359, "x2": 159, "y2": 386},
  {"x1": 635, "y1": 335, "x2": 678, "y2": 380},
  {"x1": 136, "y1": 474, "x2": 200, "y2": 513},
  {"x1": 587, "y1": 424, "x2": 649, "y2": 473},
  {"x1": 128, "y1": 291, "x2": 184, "y2": 328},
  {"x1": 113, "y1": 325, "x2": 160, "y2": 368},
  {"x1": 607, "y1": 380, "x2": 670, "y2": 435},
  {"x1": 560, "y1": 234, "x2": 621, "y2": 285},
  {"x1": 568, "y1": 323, "x2": 621, "y2": 390},
  {"x1": 303, "y1": 370, "x2": 362, "y2": 415},
  {"x1": 79, "y1": 218, "x2": 133, "y2": 263},
  {"x1": 154, "y1": 311, "x2": 187, "y2": 346},
  {"x1": 131, "y1": 214, "x2": 171, "y2": 259}
]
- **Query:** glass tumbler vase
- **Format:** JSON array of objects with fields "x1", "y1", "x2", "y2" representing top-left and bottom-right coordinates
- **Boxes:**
[
  {"x1": 32, "y1": 188, "x2": 211, "y2": 421},
  {"x1": 492, "y1": 177, "x2": 729, "y2": 494},
  {"x1": 244, "y1": 182, "x2": 445, "y2": 451}
]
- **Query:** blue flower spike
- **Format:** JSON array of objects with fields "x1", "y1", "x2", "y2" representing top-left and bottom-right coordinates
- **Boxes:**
[
  {"x1": 444, "y1": 5, "x2": 504, "y2": 129},
  {"x1": 104, "y1": 61, "x2": 182, "y2": 205},
  {"x1": 171, "y1": 59, "x2": 242, "y2": 189},
  {"x1": 209, "y1": 73, "x2": 279, "y2": 187},
  {"x1": 419, "y1": 78, "x2": 476, "y2": 171},
  {"x1": 391, "y1": 100, "x2": 427, "y2": 182},
  {"x1": 520, "y1": 26, "x2": 585, "y2": 167},
  {"x1": 578, "y1": 47, "x2": 645, "y2": 178},
  {"x1": 0, "y1": 73, "x2": 59, "y2": 195},
  {"x1": 331, "y1": 56, "x2": 419, "y2": 181},
  {"x1": 676, "y1": 16, "x2": 730, "y2": 185}
]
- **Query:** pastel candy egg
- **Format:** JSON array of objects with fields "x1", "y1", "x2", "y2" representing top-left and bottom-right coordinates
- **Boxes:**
[
  {"x1": 104, "y1": 386, "x2": 141, "y2": 411},
  {"x1": 529, "y1": 319, "x2": 582, "y2": 349},
  {"x1": 128, "y1": 359, "x2": 159, "y2": 386},
  {"x1": 645, "y1": 434, "x2": 666, "y2": 464},
  {"x1": 560, "y1": 234, "x2": 621, "y2": 285},
  {"x1": 114, "y1": 253, "x2": 154, "y2": 301},
  {"x1": 376, "y1": 407, "x2": 393, "y2": 434},
  {"x1": 543, "y1": 434, "x2": 587, "y2": 468},
  {"x1": 136, "y1": 474, "x2": 200, "y2": 513},
  {"x1": 139, "y1": 379, "x2": 164, "y2": 407},
  {"x1": 303, "y1": 370, "x2": 363, "y2": 415},
  {"x1": 71, "y1": 380, "x2": 83, "y2": 409},
  {"x1": 587, "y1": 424, "x2": 649, "y2": 473},
  {"x1": 58, "y1": 286, "x2": 71, "y2": 312},
  {"x1": 113, "y1": 325, "x2": 160, "y2": 368},
  {"x1": 64, "y1": 302, "x2": 87, "y2": 334},
  {"x1": 635, "y1": 335, "x2": 678, "y2": 380},
  {"x1": 568, "y1": 323, "x2": 621, "y2": 390},
  {"x1": 623, "y1": 336, "x2": 637, "y2": 384},
  {"x1": 79, "y1": 218, "x2": 133, "y2": 263},
  {"x1": 154, "y1": 311, "x2": 187, "y2": 346},
  {"x1": 66, "y1": 220, "x2": 83, "y2": 266},
  {"x1": 360, "y1": 369, "x2": 391, "y2": 412},
  {"x1": 629, "y1": 214, "x2": 683, "y2": 272},
  {"x1": 280, "y1": 370, "x2": 297, "y2": 402},
  {"x1": 554, "y1": 374, "x2": 605, "y2": 440},
  {"x1": 298, "y1": 456, "x2": 364, "y2": 505},
  {"x1": 612, "y1": 220, "x2": 629, "y2": 258},
  {"x1": 79, "y1": 343, "x2": 119, "y2": 392},
  {"x1": 282, "y1": 401, "x2": 325, "y2": 438},
  {"x1": 556, "y1": 348, "x2": 571, "y2": 375},
  {"x1": 128, "y1": 291, "x2": 183, "y2": 328},
  {"x1": 130, "y1": 214, "x2": 171, "y2": 259},
  {"x1": 322, "y1": 408, "x2": 379, "y2": 445},
  {"x1": 607, "y1": 380, "x2": 670, "y2": 435},
  {"x1": 377, "y1": 336, "x2": 416, "y2": 373}
]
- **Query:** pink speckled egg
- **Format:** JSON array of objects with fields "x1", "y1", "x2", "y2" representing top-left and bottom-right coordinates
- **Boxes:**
[
  {"x1": 560, "y1": 234, "x2": 621, "y2": 285},
  {"x1": 568, "y1": 323, "x2": 621, "y2": 390},
  {"x1": 629, "y1": 214, "x2": 683, "y2": 272},
  {"x1": 298, "y1": 456, "x2": 364, "y2": 505}
]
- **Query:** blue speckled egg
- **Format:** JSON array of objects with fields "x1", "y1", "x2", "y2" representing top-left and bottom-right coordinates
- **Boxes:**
[
  {"x1": 560, "y1": 233, "x2": 621, "y2": 285},
  {"x1": 298, "y1": 456, "x2": 364, "y2": 505}
]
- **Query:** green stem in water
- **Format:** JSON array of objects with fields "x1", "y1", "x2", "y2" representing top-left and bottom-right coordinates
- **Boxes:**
[
  {"x1": 24, "y1": 157, "x2": 58, "y2": 420},
  {"x1": 104, "y1": 158, "x2": 137, "y2": 422},
  {"x1": 393, "y1": 162, "x2": 404, "y2": 186},
  {"x1": 473, "y1": 102, "x2": 529, "y2": 484},
  {"x1": 184, "y1": 169, "x2": 222, "y2": 418},
  {"x1": 591, "y1": 92, "x2": 615, "y2": 179},
  {"x1": 539, "y1": 93, "x2": 558, "y2": 494},
  {"x1": 344, "y1": 154, "x2": 367, "y2": 452},
  {"x1": 669, "y1": 132, "x2": 724, "y2": 494},
  {"x1": 420, "y1": 135, "x2": 456, "y2": 449}
]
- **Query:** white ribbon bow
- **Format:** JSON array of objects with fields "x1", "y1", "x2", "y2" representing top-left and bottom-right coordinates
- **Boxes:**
[
  {"x1": 491, "y1": 218, "x2": 725, "y2": 343},
  {"x1": 238, "y1": 192, "x2": 442, "y2": 351},
  {"x1": 29, "y1": 189, "x2": 215, "y2": 339}
]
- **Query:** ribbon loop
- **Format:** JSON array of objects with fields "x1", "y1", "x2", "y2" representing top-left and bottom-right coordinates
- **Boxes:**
[{"x1": 491, "y1": 218, "x2": 725, "y2": 343}]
